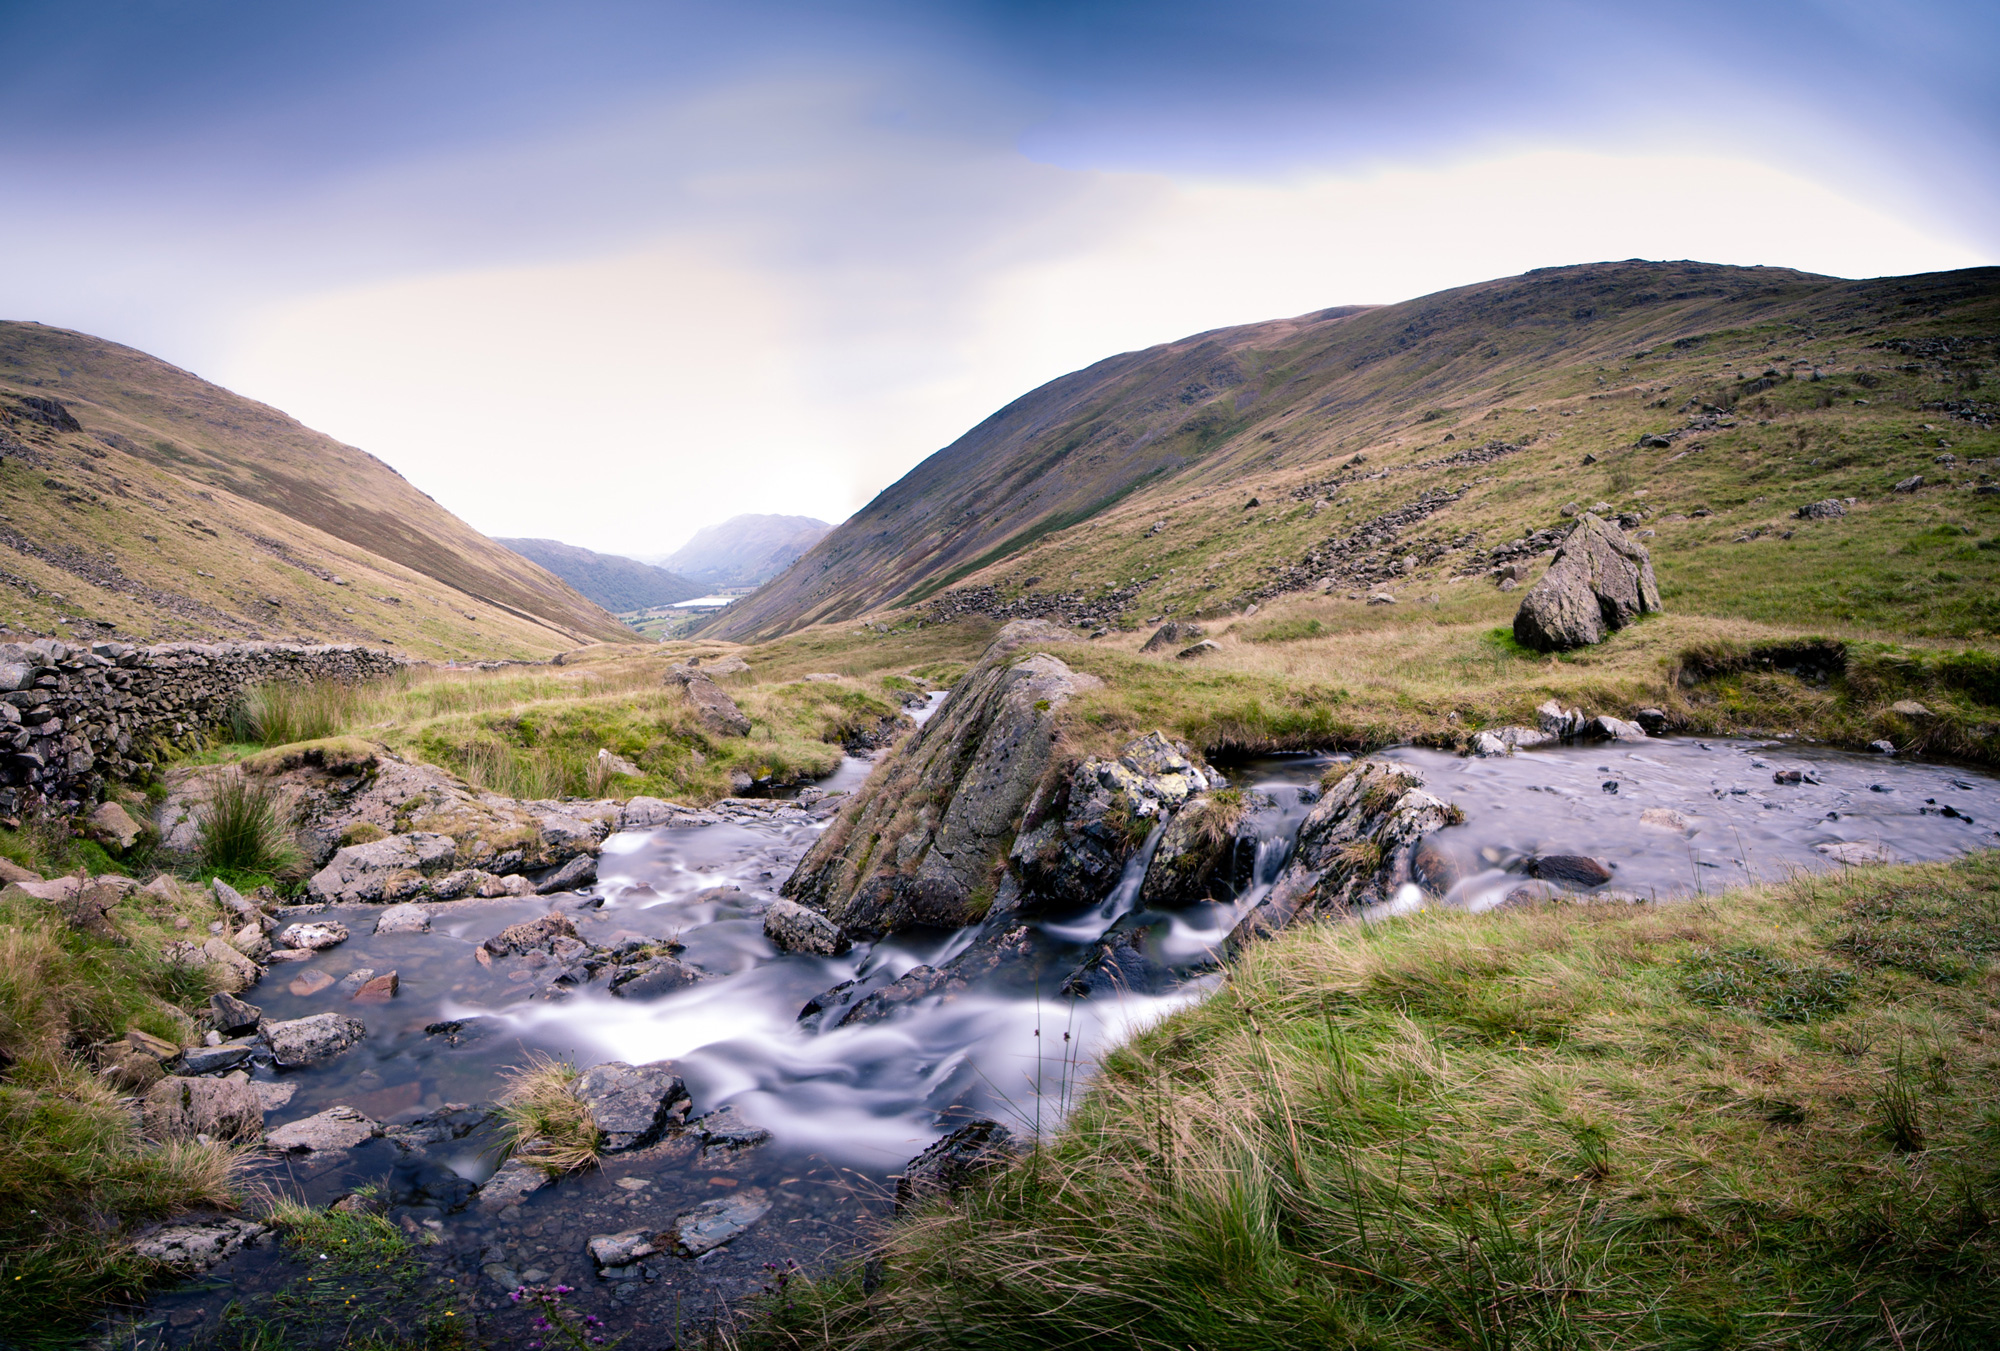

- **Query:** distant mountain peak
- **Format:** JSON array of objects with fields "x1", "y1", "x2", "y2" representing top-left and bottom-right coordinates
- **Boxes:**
[
  {"x1": 660, "y1": 514, "x2": 831, "y2": 588},
  {"x1": 497, "y1": 538, "x2": 704, "y2": 613}
]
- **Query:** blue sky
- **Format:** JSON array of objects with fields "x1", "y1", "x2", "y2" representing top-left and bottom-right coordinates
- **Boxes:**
[{"x1": 2, "y1": 0, "x2": 1992, "y2": 556}]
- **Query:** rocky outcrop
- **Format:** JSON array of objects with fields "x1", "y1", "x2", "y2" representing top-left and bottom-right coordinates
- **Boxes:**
[
  {"x1": 1511, "y1": 514, "x2": 1661, "y2": 652},
  {"x1": 0, "y1": 639, "x2": 402, "y2": 816},
  {"x1": 1138, "y1": 790, "x2": 1252, "y2": 906},
  {"x1": 666, "y1": 667, "x2": 750, "y2": 737},
  {"x1": 1010, "y1": 732, "x2": 1216, "y2": 913},
  {"x1": 1139, "y1": 621, "x2": 1204, "y2": 654},
  {"x1": 1228, "y1": 759, "x2": 1459, "y2": 946},
  {"x1": 781, "y1": 621, "x2": 1097, "y2": 940}
]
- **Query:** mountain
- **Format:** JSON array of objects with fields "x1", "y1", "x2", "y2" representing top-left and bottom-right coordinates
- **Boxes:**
[
  {"x1": 660, "y1": 513, "x2": 830, "y2": 587},
  {"x1": 701, "y1": 260, "x2": 2000, "y2": 642},
  {"x1": 0, "y1": 321, "x2": 637, "y2": 657},
  {"x1": 497, "y1": 538, "x2": 704, "y2": 612}
]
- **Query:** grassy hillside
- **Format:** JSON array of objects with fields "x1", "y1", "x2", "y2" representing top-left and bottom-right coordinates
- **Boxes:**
[
  {"x1": 498, "y1": 536, "x2": 703, "y2": 611},
  {"x1": 754, "y1": 852, "x2": 2000, "y2": 1350},
  {"x1": 0, "y1": 322, "x2": 638, "y2": 656},
  {"x1": 705, "y1": 261, "x2": 1999, "y2": 643}
]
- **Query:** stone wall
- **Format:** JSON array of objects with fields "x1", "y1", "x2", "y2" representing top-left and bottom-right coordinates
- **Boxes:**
[{"x1": 0, "y1": 638, "x2": 406, "y2": 813}]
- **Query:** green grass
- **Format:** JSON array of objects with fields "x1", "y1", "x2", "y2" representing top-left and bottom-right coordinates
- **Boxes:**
[
  {"x1": 750, "y1": 853, "x2": 2000, "y2": 1351},
  {"x1": 497, "y1": 1053, "x2": 601, "y2": 1176},
  {"x1": 197, "y1": 773, "x2": 305, "y2": 878}
]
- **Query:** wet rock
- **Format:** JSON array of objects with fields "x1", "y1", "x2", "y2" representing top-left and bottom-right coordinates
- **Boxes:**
[
  {"x1": 264, "y1": 1012, "x2": 366, "y2": 1067},
  {"x1": 1062, "y1": 925, "x2": 1176, "y2": 998},
  {"x1": 1640, "y1": 808, "x2": 1690, "y2": 833},
  {"x1": 483, "y1": 911, "x2": 580, "y2": 957},
  {"x1": 384, "y1": 1103, "x2": 491, "y2": 1149},
  {"x1": 838, "y1": 925, "x2": 1039, "y2": 1027},
  {"x1": 761, "y1": 896, "x2": 851, "y2": 956},
  {"x1": 178, "y1": 1041, "x2": 256, "y2": 1075},
  {"x1": 1014, "y1": 733, "x2": 1215, "y2": 913},
  {"x1": 278, "y1": 920, "x2": 349, "y2": 951},
  {"x1": 287, "y1": 969, "x2": 335, "y2": 997},
  {"x1": 144, "y1": 1072, "x2": 264, "y2": 1142},
  {"x1": 250, "y1": 1080, "x2": 297, "y2": 1112},
  {"x1": 1411, "y1": 837, "x2": 1460, "y2": 897},
  {"x1": 85, "y1": 800, "x2": 146, "y2": 852},
  {"x1": 422, "y1": 1016, "x2": 501, "y2": 1047},
  {"x1": 1817, "y1": 841, "x2": 1894, "y2": 866},
  {"x1": 535, "y1": 853, "x2": 598, "y2": 895},
  {"x1": 1796, "y1": 498, "x2": 1847, "y2": 519},
  {"x1": 1175, "y1": 639, "x2": 1222, "y2": 659},
  {"x1": 1536, "y1": 701, "x2": 1588, "y2": 741},
  {"x1": 266, "y1": 947, "x2": 315, "y2": 963},
  {"x1": 1140, "y1": 621, "x2": 1204, "y2": 654},
  {"x1": 349, "y1": 971, "x2": 399, "y2": 1004},
  {"x1": 373, "y1": 905, "x2": 432, "y2": 934},
  {"x1": 267, "y1": 1104, "x2": 381, "y2": 1152},
  {"x1": 666, "y1": 668, "x2": 751, "y2": 737},
  {"x1": 782, "y1": 621, "x2": 1097, "y2": 939},
  {"x1": 1230, "y1": 760, "x2": 1457, "y2": 945},
  {"x1": 669, "y1": 1189, "x2": 771, "y2": 1256},
  {"x1": 1528, "y1": 855, "x2": 1614, "y2": 887},
  {"x1": 131, "y1": 1218, "x2": 269, "y2": 1273},
  {"x1": 306, "y1": 832, "x2": 458, "y2": 905},
  {"x1": 589, "y1": 1230, "x2": 660, "y2": 1269},
  {"x1": 1869, "y1": 739, "x2": 1896, "y2": 754},
  {"x1": 895, "y1": 1120, "x2": 1015, "y2": 1213},
  {"x1": 694, "y1": 1104, "x2": 773, "y2": 1155},
  {"x1": 574, "y1": 1060, "x2": 690, "y2": 1152},
  {"x1": 1139, "y1": 791, "x2": 1249, "y2": 906},
  {"x1": 200, "y1": 936, "x2": 262, "y2": 993},
  {"x1": 607, "y1": 955, "x2": 705, "y2": 999},
  {"x1": 1587, "y1": 715, "x2": 1649, "y2": 742},
  {"x1": 337, "y1": 968, "x2": 378, "y2": 994},
  {"x1": 477, "y1": 1159, "x2": 551, "y2": 1211},
  {"x1": 1470, "y1": 726, "x2": 1553, "y2": 757},
  {"x1": 1634, "y1": 708, "x2": 1669, "y2": 735},
  {"x1": 1512, "y1": 514, "x2": 1661, "y2": 651}
]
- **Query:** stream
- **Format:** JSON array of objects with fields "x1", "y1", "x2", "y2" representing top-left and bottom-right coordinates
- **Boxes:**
[{"x1": 134, "y1": 726, "x2": 2000, "y2": 1347}]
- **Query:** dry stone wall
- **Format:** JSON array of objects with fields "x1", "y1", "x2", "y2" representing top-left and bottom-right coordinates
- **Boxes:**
[{"x1": 0, "y1": 638, "x2": 405, "y2": 813}]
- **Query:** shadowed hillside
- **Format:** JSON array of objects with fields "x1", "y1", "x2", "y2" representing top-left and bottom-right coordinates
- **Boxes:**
[
  {"x1": 0, "y1": 322, "x2": 638, "y2": 655},
  {"x1": 662, "y1": 513, "x2": 830, "y2": 587},
  {"x1": 498, "y1": 537, "x2": 703, "y2": 612},
  {"x1": 703, "y1": 261, "x2": 2000, "y2": 642}
]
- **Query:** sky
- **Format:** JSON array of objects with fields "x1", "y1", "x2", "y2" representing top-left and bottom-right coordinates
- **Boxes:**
[{"x1": 1, "y1": 1, "x2": 1994, "y2": 559}]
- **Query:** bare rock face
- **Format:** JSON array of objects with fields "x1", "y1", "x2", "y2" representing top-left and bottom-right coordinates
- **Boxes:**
[
  {"x1": 666, "y1": 668, "x2": 751, "y2": 737},
  {"x1": 305, "y1": 833, "x2": 457, "y2": 905},
  {"x1": 1512, "y1": 514, "x2": 1661, "y2": 652},
  {"x1": 781, "y1": 621, "x2": 1097, "y2": 940},
  {"x1": 1229, "y1": 759, "x2": 1458, "y2": 946}
]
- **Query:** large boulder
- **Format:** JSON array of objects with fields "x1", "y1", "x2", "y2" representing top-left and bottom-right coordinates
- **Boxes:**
[
  {"x1": 666, "y1": 668, "x2": 751, "y2": 737},
  {"x1": 1229, "y1": 759, "x2": 1458, "y2": 946},
  {"x1": 781, "y1": 621, "x2": 1097, "y2": 940},
  {"x1": 1512, "y1": 514, "x2": 1661, "y2": 651}
]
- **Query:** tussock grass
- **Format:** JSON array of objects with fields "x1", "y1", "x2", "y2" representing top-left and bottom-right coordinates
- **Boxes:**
[
  {"x1": 196, "y1": 773, "x2": 305, "y2": 879},
  {"x1": 498, "y1": 1053, "x2": 600, "y2": 1176},
  {"x1": 231, "y1": 680, "x2": 369, "y2": 746},
  {"x1": 752, "y1": 853, "x2": 2000, "y2": 1350}
]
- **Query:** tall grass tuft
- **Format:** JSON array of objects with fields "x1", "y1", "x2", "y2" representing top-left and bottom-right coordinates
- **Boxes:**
[
  {"x1": 497, "y1": 1054, "x2": 600, "y2": 1176},
  {"x1": 230, "y1": 679, "x2": 367, "y2": 746},
  {"x1": 196, "y1": 775, "x2": 302, "y2": 878}
]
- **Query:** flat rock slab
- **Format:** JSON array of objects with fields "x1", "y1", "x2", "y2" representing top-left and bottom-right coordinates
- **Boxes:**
[
  {"x1": 588, "y1": 1229, "x2": 660, "y2": 1269},
  {"x1": 694, "y1": 1104, "x2": 772, "y2": 1152},
  {"x1": 266, "y1": 1104, "x2": 381, "y2": 1153},
  {"x1": 575, "y1": 1060, "x2": 689, "y2": 1152},
  {"x1": 1818, "y1": 841, "x2": 1895, "y2": 866},
  {"x1": 670, "y1": 1189, "x2": 771, "y2": 1256},
  {"x1": 477, "y1": 1159, "x2": 552, "y2": 1211},
  {"x1": 131, "y1": 1218, "x2": 270, "y2": 1273},
  {"x1": 264, "y1": 1012, "x2": 366, "y2": 1067},
  {"x1": 287, "y1": 969, "x2": 335, "y2": 997}
]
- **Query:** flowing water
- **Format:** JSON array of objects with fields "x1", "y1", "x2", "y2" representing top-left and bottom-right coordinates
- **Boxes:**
[{"x1": 137, "y1": 729, "x2": 1999, "y2": 1345}]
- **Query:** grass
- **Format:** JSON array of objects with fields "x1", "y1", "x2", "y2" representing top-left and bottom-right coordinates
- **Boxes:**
[
  {"x1": 497, "y1": 1053, "x2": 601, "y2": 1176},
  {"x1": 749, "y1": 852, "x2": 2000, "y2": 1351},
  {"x1": 196, "y1": 774, "x2": 305, "y2": 878},
  {"x1": 0, "y1": 875, "x2": 244, "y2": 1347}
]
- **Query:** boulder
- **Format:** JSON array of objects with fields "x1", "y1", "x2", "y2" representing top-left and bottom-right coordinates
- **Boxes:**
[
  {"x1": 1174, "y1": 639, "x2": 1221, "y2": 659},
  {"x1": 693, "y1": 1104, "x2": 772, "y2": 1153},
  {"x1": 1817, "y1": 841, "x2": 1894, "y2": 866},
  {"x1": 201, "y1": 936, "x2": 262, "y2": 992},
  {"x1": 85, "y1": 801, "x2": 146, "y2": 853},
  {"x1": 588, "y1": 1230, "x2": 660, "y2": 1269},
  {"x1": 130, "y1": 1219, "x2": 269, "y2": 1273},
  {"x1": 264, "y1": 1012, "x2": 366, "y2": 1067},
  {"x1": 266, "y1": 1104, "x2": 381, "y2": 1152},
  {"x1": 1140, "y1": 621, "x2": 1204, "y2": 654},
  {"x1": 1796, "y1": 498, "x2": 1847, "y2": 519},
  {"x1": 305, "y1": 832, "x2": 458, "y2": 905},
  {"x1": 1013, "y1": 733, "x2": 1216, "y2": 913},
  {"x1": 781, "y1": 621, "x2": 1095, "y2": 940},
  {"x1": 607, "y1": 955, "x2": 705, "y2": 999},
  {"x1": 761, "y1": 897, "x2": 851, "y2": 956},
  {"x1": 143, "y1": 1072, "x2": 264, "y2": 1142},
  {"x1": 208, "y1": 991, "x2": 263, "y2": 1036},
  {"x1": 482, "y1": 911, "x2": 580, "y2": 958},
  {"x1": 669, "y1": 1189, "x2": 771, "y2": 1257},
  {"x1": 666, "y1": 669, "x2": 751, "y2": 737},
  {"x1": 1536, "y1": 701, "x2": 1589, "y2": 741},
  {"x1": 1470, "y1": 726, "x2": 1553, "y2": 757},
  {"x1": 1138, "y1": 791, "x2": 1251, "y2": 906},
  {"x1": 1586, "y1": 715, "x2": 1649, "y2": 742},
  {"x1": 1229, "y1": 760, "x2": 1457, "y2": 946},
  {"x1": 1512, "y1": 514, "x2": 1661, "y2": 652},
  {"x1": 349, "y1": 971, "x2": 399, "y2": 1004},
  {"x1": 596, "y1": 748, "x2": 643, "y2": 778},
  {"x1": 373, "y1": 905, "x2": 432, "y2": 934},
  {"x1": 895, "y1": 1120, "x2": 1015, "y2": 1212},
  {"x1": 1528, "y1": 855, "x2": 1614, "y2": 887},
  {"x1": 535, "y1": 853, "x2": 598, "y2": 895},
  {"x1": 479, "y1": 1159, "x2": 554, "y2": 1211},
  {"x1": 278, "y1": 920, "x2": 349, "y2": 951},
  {"x1": 229, "y1": 921, "x2": 271, "y2": 961},
  {"x1": 573, "y1": 1060, "x2": 690, "y2": 1152}
]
